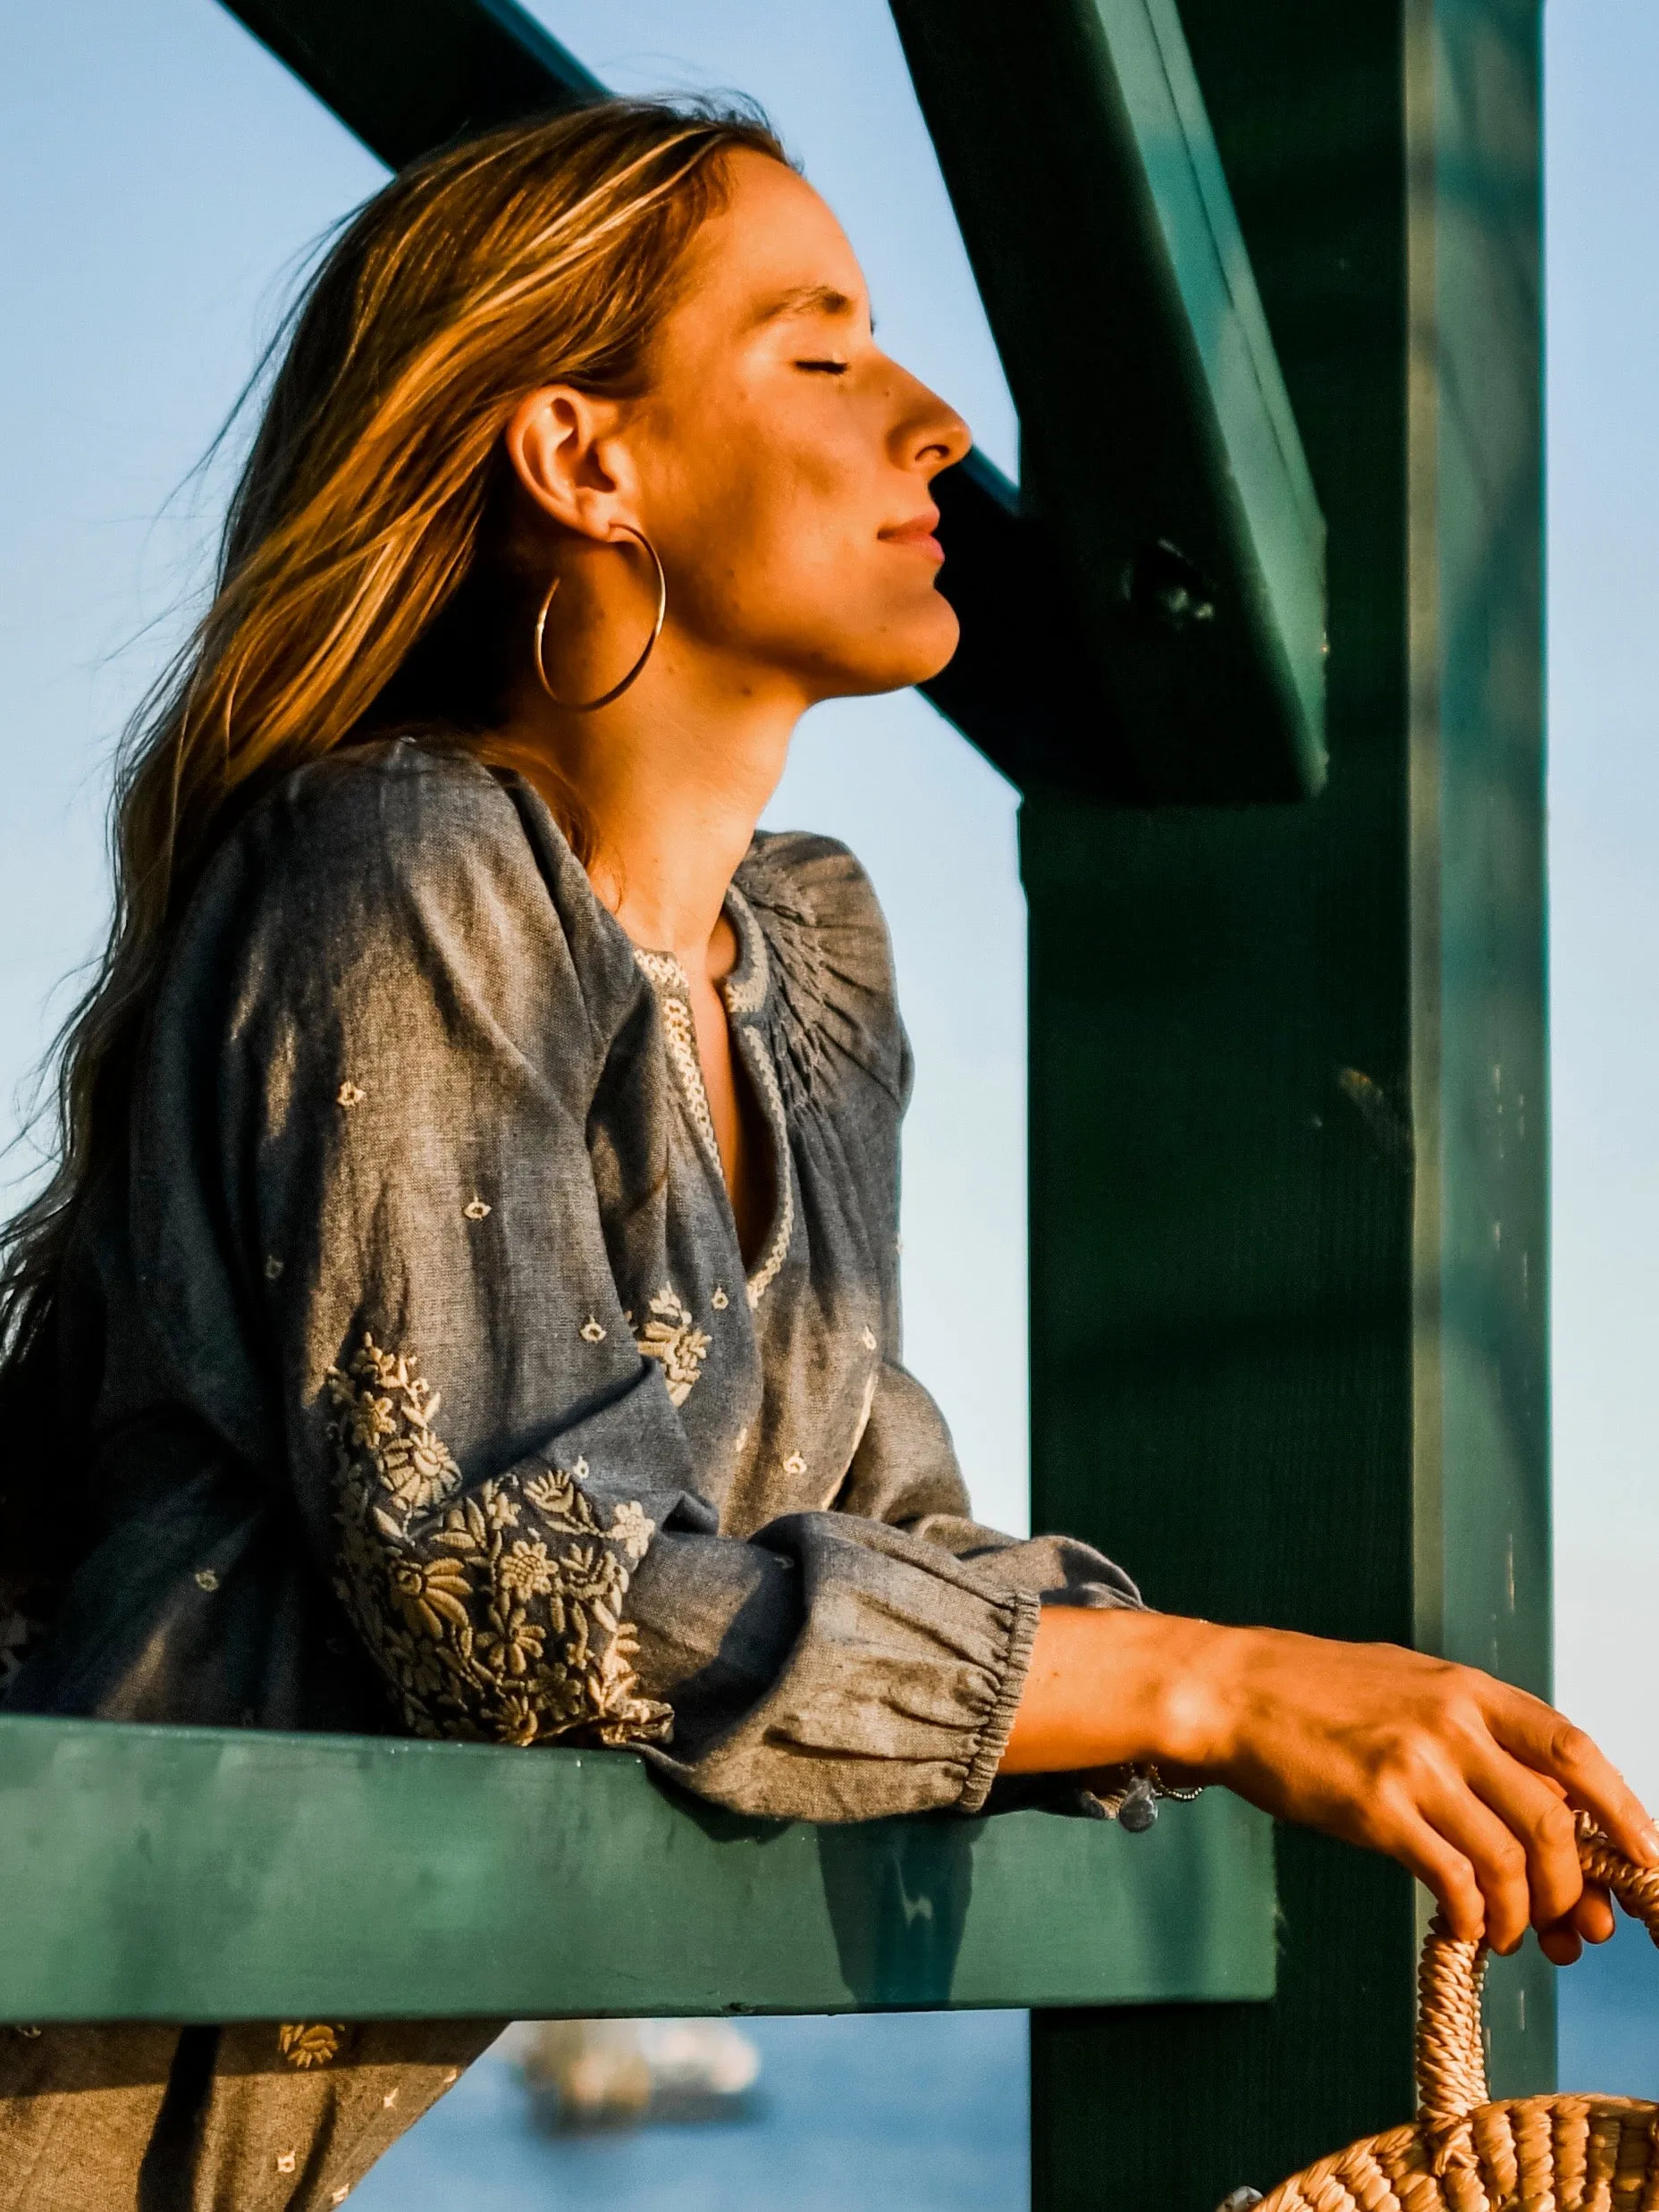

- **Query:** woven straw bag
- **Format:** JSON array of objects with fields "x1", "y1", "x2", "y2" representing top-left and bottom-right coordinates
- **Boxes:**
[{"x1": 1253, "y1": 1817, "x2": 1659, "y2": 2212}]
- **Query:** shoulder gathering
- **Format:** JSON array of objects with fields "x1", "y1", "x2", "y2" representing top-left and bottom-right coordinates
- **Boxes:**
[{"x1": 737, "y1": 828, "x2": 910, "y2": 1113}]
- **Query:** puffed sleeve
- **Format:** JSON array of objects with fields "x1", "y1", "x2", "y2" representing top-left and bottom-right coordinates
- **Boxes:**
[
  {"x1": 619, "y1": 829, "x2": 1141, "y2": 1818},
  {"x1": 724, "y1": 828, "x2": 1145, "y2": 1617},
  {"x1": 630, "y1": 1358, "x2": 1141, "y2": 1820},
  {"x1": 836, "y1": 1357, "x2": 1143, "y2": 1610},
  {"x1": 131, "y1": 744, "x2": 1050, "y2": 1819}
]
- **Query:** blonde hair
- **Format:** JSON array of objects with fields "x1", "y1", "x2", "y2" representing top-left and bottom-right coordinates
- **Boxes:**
[{"x1": 0, "y1": 97, "x2": 787, "y2": 1360}]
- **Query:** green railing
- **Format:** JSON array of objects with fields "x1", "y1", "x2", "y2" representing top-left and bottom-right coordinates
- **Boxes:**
[{"x1": 0, "y1": 1716, "x2": 1274, "y2": 2022}]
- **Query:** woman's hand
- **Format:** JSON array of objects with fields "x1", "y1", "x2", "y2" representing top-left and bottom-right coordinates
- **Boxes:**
[{"x1": 1001, "y1": 1608, "x2": 1659, "y2": 1964}]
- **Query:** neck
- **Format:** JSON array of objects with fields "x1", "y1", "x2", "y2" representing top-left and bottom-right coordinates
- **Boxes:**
[{"x1": 498, "y1": 651, "x2": 804, "y2": 980}]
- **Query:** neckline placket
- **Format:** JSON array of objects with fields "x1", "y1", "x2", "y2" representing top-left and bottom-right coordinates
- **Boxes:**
[{"x1": 630, "y1": 887, "x2": 793, "y2": 1311}]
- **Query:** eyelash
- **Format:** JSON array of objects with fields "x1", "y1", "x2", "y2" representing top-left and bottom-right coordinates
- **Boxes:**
[{"x1": 796, "y1": 358, "x2": 849, "y2": 375}]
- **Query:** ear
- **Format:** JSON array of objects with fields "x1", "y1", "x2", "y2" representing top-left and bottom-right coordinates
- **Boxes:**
[{"x1": 503, "y1": 385, "x2": 637, "y2": 544}]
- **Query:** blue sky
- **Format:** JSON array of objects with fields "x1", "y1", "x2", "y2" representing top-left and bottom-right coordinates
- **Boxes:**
[
  {"x1": 1, "y1": 0, "x2": 1655, "y2": 1799},
  {"x1": 1545, "y1": 0, "x2": 1659, "y2": 1802}
]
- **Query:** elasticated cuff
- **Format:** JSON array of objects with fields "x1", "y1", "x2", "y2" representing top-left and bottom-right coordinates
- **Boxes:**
[{"x1": 957, "y1": 1589, "x2": 1043, "y2": 1814}]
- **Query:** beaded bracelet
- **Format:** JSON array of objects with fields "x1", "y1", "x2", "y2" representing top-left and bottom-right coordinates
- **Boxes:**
[{"x1": 1091, "y1": 1763, "x2": 1206, "y2": 1833}]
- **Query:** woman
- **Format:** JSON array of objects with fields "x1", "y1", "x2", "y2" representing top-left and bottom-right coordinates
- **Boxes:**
[{"x1": 0, "y1": 95, "x2": 1646, "y2": 2211}]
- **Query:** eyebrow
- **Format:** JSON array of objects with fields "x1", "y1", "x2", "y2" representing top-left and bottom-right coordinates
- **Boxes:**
[{"x1": 752, "y1": 282, "x2": 863, "y2": 329}]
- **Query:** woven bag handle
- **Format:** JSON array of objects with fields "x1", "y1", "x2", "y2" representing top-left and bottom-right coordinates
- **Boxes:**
[{"x1": 1416, "y1": 1814, "x2": 1659, "y2": 2129}]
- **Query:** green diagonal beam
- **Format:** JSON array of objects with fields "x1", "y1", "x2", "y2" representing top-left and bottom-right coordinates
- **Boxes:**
[
  {"x1": 891, "y1": 0, "x2": 1327, "y2": 800},
  {"x1": 222, "y1": 0, "x2": 603, "y2": 168}
]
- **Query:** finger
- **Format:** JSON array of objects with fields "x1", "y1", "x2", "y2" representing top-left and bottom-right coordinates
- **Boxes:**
[
  {"x1": 1486, "y1": 1693, "x2": 1659, "y2": 1865},
  {"x1": 1465, "y1": 1752, "x2": 1586, "y2": 1931},
  {"x1": 1383, "y1": 1806, "x2": 1487, "y2": 1944},
  {"x1": 1539, "y1": 1920, "x2": 1583, "y2": 1967},
  {"x1": 1571, "y1": 1884, "x2": 1615, "y2": 1945},
  {"x1": 1418, "y1": 1779, "x2": 1535, "y2": 1953},
  {"x1": 1538, "y1": 1885, "x2": 1615, "y2": 1965},
  {"x1": 1527, "y1": 1777, "x2": 1621, "y2": 1939}
]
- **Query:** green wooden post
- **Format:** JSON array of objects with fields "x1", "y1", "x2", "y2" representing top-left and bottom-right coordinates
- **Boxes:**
[{"x1": 1023, "y1": 2, "x2": 1546, "y2": 2203}]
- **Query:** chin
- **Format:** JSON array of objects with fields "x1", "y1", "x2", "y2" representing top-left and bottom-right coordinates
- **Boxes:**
[{"x1": 838, "y1": 597, "x2": 962, "y2": 698}]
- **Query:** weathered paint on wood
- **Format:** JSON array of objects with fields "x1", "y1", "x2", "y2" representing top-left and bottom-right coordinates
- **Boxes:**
[
  {"x1": 1023, "y1": 3, "x2": 1547, "y2": 2205},
  {"x1": 1406, "y1": 0, "x2": 1550, "y2": 2100},
  {"x1": 0, "y1": 1715, "x2": 1274, "y2": 2023},
  {"x1": 891, "y1": 0, "x2": 1327, "y2": 803}
]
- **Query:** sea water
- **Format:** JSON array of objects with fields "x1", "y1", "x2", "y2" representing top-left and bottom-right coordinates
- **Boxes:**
[
  {"x1": 346, "y1": 1942, "x2": 1656, "y2": 2212},
  {"x1": 349, "y1": 2010, "x2": 1031, "y2": 2212}
]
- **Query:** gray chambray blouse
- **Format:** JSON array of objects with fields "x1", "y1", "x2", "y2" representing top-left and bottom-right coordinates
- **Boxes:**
[{"x1": 0, "y1": 737, "x2": 1139, "y2": 2210}]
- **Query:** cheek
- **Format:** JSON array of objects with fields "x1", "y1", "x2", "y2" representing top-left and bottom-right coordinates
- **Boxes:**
[
  {"x1": 658, "y1": 421, "x2": 889, "y2": 633},
  {"x1": 644, "y1": 390, "x2": 956, "y2": 685}
]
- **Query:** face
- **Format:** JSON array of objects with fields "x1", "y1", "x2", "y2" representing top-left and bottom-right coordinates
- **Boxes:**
[{"x1": 516, "y1": 150, "x2": 973, "y2": 709}]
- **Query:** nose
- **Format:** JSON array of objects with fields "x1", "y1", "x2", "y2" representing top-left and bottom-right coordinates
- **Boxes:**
[{"x1": 890, "y1": 366, "x2": 972, "y2": 477}]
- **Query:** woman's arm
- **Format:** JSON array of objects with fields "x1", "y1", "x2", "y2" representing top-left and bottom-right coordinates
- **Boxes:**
[{"x1": 1003, "y1": 1605, "x2": 1658, "y2": 1963}]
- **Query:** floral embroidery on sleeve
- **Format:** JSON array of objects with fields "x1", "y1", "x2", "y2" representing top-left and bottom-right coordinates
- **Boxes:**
[
  {"x1": 324, "y1": 1336, "x2": 672, "y2": 1750},
  {"x1": 279, "y1": 2023, "x2": 342, "y2": 2069},
  {"x1": 634, "y1": 1288, "x2": 711, "y2": 1407}
]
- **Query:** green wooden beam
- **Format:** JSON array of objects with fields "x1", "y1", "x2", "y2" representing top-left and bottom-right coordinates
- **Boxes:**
[
  {"x1": 1023, "y1": 1, "x2": 1546, "y2": 2204},
  {"x1": 220, "y1": 0, "x2": 603, "y2": 169},
  {"x1": 0, "y1": 1715, "x2": 1274, "y2": 2023},
  {"x1": 890, "y1": 0, "x2": 1327, "y2": 803}
]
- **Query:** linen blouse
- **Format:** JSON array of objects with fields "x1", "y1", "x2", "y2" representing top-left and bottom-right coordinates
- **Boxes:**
[{"x1": 8, "y1": 738, "x2": 1138, "y2": 1821}]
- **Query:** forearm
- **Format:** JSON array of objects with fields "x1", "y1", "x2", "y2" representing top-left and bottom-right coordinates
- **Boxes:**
[
  {"x1": 999, "y1": 1603, "x2": 1228, "y2": 1775},
  {"x1": 998, "y1": 1598, "x2": 1659, "y2": 1966}
]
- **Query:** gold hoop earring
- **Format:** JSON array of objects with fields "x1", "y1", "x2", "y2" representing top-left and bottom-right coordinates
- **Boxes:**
[{"x1": 533, "y1": 526, "x2": 667, "y2": 713}]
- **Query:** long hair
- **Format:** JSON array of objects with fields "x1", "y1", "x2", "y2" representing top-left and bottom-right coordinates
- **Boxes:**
[{"x1": 0, "y1": 97, "x2": 787, "y2": 1374}]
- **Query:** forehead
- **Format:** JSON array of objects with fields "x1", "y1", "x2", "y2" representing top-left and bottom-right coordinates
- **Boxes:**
[{"x1": 687, "y1": 150, "x2": 866, "y2": 324}]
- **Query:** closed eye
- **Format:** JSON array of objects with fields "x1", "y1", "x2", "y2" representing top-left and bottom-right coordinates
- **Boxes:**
[{"x1": 796, "y1": 358, "x2": 849, "y2": 374}]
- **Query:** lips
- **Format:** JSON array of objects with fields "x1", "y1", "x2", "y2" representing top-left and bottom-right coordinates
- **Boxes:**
[{"x1": 880, "y1": 507, "x2": 944, "y2": 561}]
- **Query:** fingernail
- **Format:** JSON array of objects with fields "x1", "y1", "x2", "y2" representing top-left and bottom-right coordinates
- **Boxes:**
[{"x1": 1638, "y1": 1823, "x2": 1659, "y2": 1864}]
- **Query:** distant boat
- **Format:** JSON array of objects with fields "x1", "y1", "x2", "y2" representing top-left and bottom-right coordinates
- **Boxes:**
[{"x1": 517, "y1": 2018, "x2": 763, "y2": 2132}]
